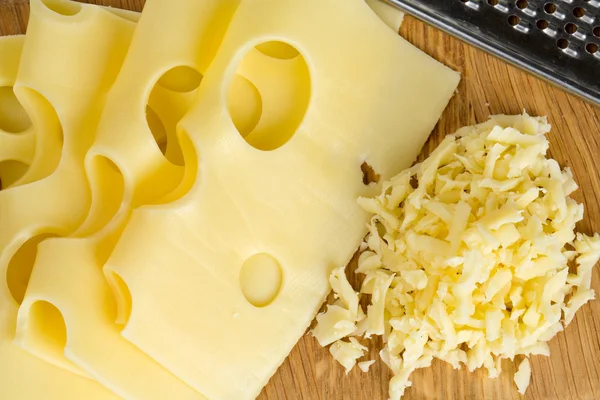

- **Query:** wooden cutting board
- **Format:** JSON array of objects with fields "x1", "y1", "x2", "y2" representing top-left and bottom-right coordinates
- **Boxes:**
[{"x1": 1, "y1": 1, "x2": 599, "y2": 399}]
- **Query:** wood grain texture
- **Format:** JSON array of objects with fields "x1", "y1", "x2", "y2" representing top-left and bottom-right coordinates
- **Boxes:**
[{"x1": 1, "y1": 1, "x2": 599, "y2": 399}]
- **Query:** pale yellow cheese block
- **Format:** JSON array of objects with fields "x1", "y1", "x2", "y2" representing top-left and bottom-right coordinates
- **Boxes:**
[
  {"x1": 101, "y1": 1, "x2": 459, "y2": 399},
  {"x1": 0, "y1": 30, "x2": 117, "y2": 400}
]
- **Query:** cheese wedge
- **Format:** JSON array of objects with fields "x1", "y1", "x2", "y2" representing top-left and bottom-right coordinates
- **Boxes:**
[{"x1": 100, "y1": 1, "x2": 459, "y2": 399}]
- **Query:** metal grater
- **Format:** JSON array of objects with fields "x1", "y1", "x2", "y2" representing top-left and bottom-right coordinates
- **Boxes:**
[{"x1": 385, "y1": 0, "x2": 600, "y2": 106}]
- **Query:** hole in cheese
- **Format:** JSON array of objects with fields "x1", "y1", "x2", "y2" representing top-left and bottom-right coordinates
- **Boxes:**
[
  {"x1": 255, "y1": 41, "x2": 300, "y2": 60},
  {"x1": 146, "y1": 68, "x2": 201, "y2": 166},
  {"x1": 0, "y1": 160, "x2": 29, "y2": 189},
  {"x1": 106, "y1": 271, "x2": 132, "y2": 326},
  {"x1": 361, "y1": 161, "x2": 380, "y2": 185},
  {"x1": 16, "y1": 300, "x2": 86, "y2": 377},
  {"x1": 231, "y1": 41, "x2": 310, "y2": 151},
  {"x1": 146, "y1": 106, "x2": 168, "y2": 156},
  {"x1": 149, "y1": 129, "x2": 199, "y2": 205},
  {"x1": 0, "y1": 87, "x2": 31, "y2": 133},
  {"x1": 157, "y1": 66, "x2": 202, "y2": 93},
  {"x1": 40, "y1": 0, "x2": 82, "y2": 16},
  {"x1": 6, "y1": 234, "x2": 58, "y2": 304},
  {"x1": 13, "y1": 87, "x2": 64, "y2": 186},
  {"x1": 239, "y1": 253, "x2": 283, "y2": 307},
  {"x1": 228, "y1": 75, "x2": 263, "y2": 138}
]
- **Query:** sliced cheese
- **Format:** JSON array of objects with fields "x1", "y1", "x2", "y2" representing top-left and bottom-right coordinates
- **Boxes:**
[
  {"x1": 0, "y1": 35, "x2": 35, "y2": 187},
  {"x1": 0, "y1": 32, "x2": 116, "y2": 400},
  {"x1": 1, "y1": 0, "x2": 457, "y2": 398},
  {"x1": 366, "y1": 0, "x2": 405, "y2": 32},
  {"x1": 5, "y1": 0, "x2": 136, "y2": 378},
  {"x1": 100, "y1": 1, "x2": 458, "y2": 399},
  {"x1": 15, "y1": 1, "x2": 236, "y2": 399}
]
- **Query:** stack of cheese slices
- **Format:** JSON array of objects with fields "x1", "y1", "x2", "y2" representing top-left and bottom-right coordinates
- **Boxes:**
[{"x1": 0, "y1": 0, "x2": 460, "y2": 399}]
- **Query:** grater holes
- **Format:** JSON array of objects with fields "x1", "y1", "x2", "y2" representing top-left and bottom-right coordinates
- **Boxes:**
[
  {"x1": 594, "y1": 26, "x2": 600, "y2": 36},
  {"x1": 557, "y1": 38, "x2": 569, "y2": 49},
  {"x1": 565, "y1": 22, "x2": 578, "y2": 34},
  {"x1": 516, "y1": 0, "x2": 528, "y2": 9},
  {"x1": 486, "y1": 0, "x2": 510, "y2": 12},
  {"x1": 537, "y1": 19, "x2": 550, "y2": 29},
  {"x1": 508, "y1": 14, "x2": 531, "y2": 32},
  {"x1": 586, "y1": 42, "x2": 599, "y2": 53},
  {"x1": 544, "y1": 3, "x2": 557, "y2": 14},
  {"x1": 573, "y1": 7, "x2": 585, "y2": 17}
]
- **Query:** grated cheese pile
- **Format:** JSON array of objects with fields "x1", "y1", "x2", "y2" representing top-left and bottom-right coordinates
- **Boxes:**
[{"x1": 312, "y1": 113, "x2": 600, "y2": 399}]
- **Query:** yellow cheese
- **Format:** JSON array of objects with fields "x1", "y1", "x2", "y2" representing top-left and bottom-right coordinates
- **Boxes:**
[
  {"x1": 358, "y1": 359, "x2": 376, "y2": 372},
  {"x1": 0, "y1": 35, "x2": 35, "y2": 188},
  {"x1": 3, "y1": 0, "x2": 136, "y2": 377},
  {"x1": 0, "y1": 30, "x2": 116, "y2": 400},
  {"x1": 514, "y1": 358, "x2": 531, "y2": 395},
  {"x1": 8, "y1": 1, "x2": 415, "y2": 398},
  {"x1": 14, "y1": 1, "x2": 234, "y2": 399},
  {"x1": 98, "y1": 1, "x2": 458, "y2": 399},
  {"x1": 329, "y1": 337, "x2": 368, "y2": 374},
  {"x1": 2, "y1": 0, "x2": 455, "y2": 398},
  {"x1": 365, "y1": 0, "x2": 404, "y2": 32},
  {"x1": 316, "y1": 113, "x2": 600, "y2": 399}
]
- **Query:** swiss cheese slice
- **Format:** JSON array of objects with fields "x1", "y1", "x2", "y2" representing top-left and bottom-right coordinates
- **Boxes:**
[
  {"x1": 4, "y1": 0, "x2": 136, "y2": 376},
  {"x1": 101, "y1": 1, "x2": 459, "y2": 399},
  {"x1": 14, "y1": 1, "x2": 239, "y2": 399},
  {"x1": 0, "y1": 32, "x2": 117, "y2": 400},
  {"x1": 13, "y1": 1, "x2": 406, "y2": 397},
  {"x1": 366, "y1": 0, "x2": 404, "y2": 32}
]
